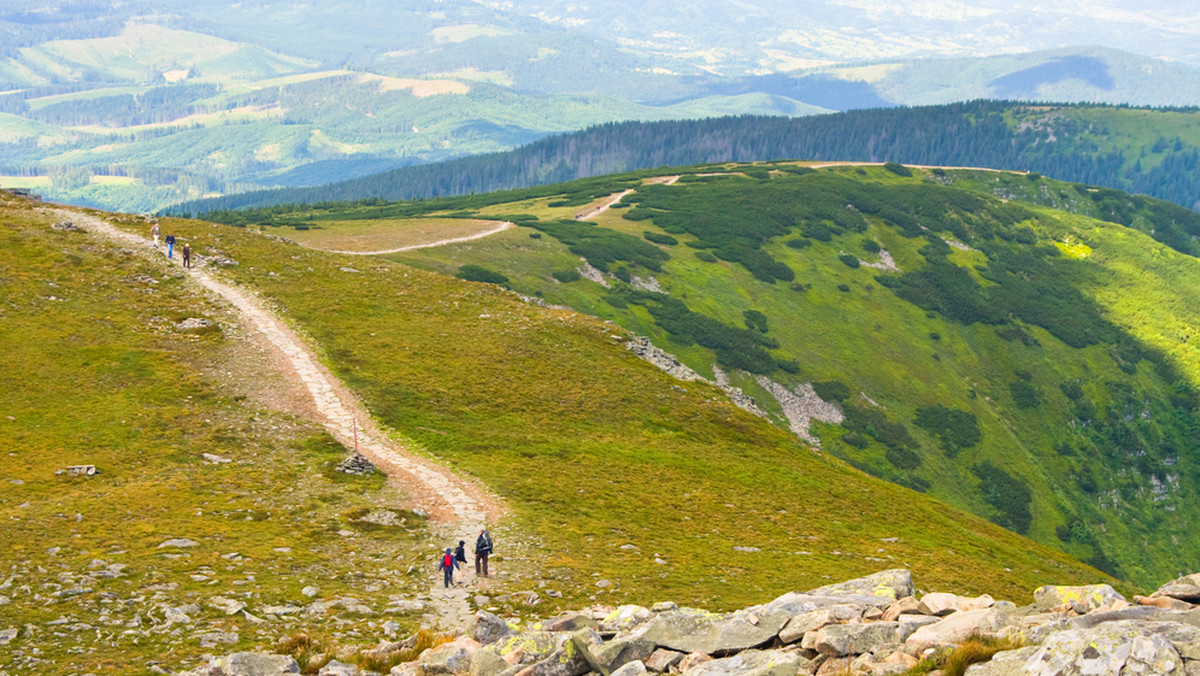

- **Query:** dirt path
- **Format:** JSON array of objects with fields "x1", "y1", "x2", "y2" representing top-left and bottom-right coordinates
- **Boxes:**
[
  {"x1": 319, "y1": 220, "x2": 515, "y2": 255},
  {"x1": 575, "y1": 189, "x2": 634, "y2": 220},
  {"x1": 54, "y1": 209, "x2": 498, "y2": 630}
]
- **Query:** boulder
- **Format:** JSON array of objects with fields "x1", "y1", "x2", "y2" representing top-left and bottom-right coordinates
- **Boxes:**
[
  {"x1": 486, "y1": 632, "x2": 570, "y2": 667},
  {"x1": 610, "y1": 662, "x2": 648, "y2": 676},
  {"x1": 417, "y1": 636, "x2": 481, "y2": 676},
  {"x1": 1155, "y1": 585, "x2": 1200, "y2": 604},
  {"x1": 905, "y1": 608, "x2": 1011, "y2": 650},
  {"x1": 779, "y1": 605, "x2": 862, "y2": 644},
  {"x1": 601, "y1": 605, "x2": 653, "y2": 633},
  {"x1": 318, "y1": 661, "x2": 360, "y2": 676},
  {"x1": 582, "y1": 635, "x2": 656, "y2": 676},
  {"x1": 811, "y1": 622, "x2": 902, "y2": 657},
  {"x1": 636, "y1": 607, "x2": 790, "y2": 655},
  {"x1": 676, "y1": 653, "x2": 712, "y2": 673},
  {"x1": 206, "y1": 653, "x2": 300, "y2": 675},
  {"x1": 538, "y1": 611, "x2": 598, "y2": 633},
  {"x1": 1033, "y1": 584, "x2": 1126, "y2": 614},
  {"x1": 881, "y1": 597, "x2": 920, "y2": 622},
  {"x1": 961, "y1": 647, "x2": 1041, "y2": 675},
  {"x1": 516, "y1": 641, "x2": 593, "y2": 676},
  {"x1": 805, "y1": 570, "x2": 913, "y2": 603},
  {"x1": 897, "y1": 614, "x2": 940, "y2": 642},
  {"x1": 683, "y1": 650, "x2": 802, "y2": 676},
  {"x1": 475, "y1": 611, "x2": 518, "y2": 646},
  {"x1": 471, "y1": 649, "x2": 513, "y2": 676},
  {"x1": 644, "y1": 649, "x2": 685, "y2": 673},
  {"x1": 1136, "y1": 595, "x2": 1194, "y2": 611},
  {"x1": 917, "y1": 593, "x2": 993, "y2": 616},
  {"x1": 1023, "y1": 620, "x2": 1184, "y2": 674}
]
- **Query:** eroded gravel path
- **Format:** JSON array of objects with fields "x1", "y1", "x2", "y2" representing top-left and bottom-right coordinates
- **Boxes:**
[
  {"x1": 56, "y1": 209, "x2": 500, "y2": 630},
  {"x1": 319, "y1": 220, "x2": 515, "y2": 255}
]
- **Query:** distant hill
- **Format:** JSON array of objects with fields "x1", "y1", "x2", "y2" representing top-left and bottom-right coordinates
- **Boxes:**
[
  {"x1": 1, "y1": 1, "x2": 1200, "y2": 213},
  {"x1": 213, "y1": 163, "x2": 1200, "y2": 587},
  {"x1": 176, "y1": 102, "x2": 1200, "y2": 216}
]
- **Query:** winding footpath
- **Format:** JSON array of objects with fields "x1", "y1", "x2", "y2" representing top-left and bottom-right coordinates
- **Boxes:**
[
  {"x1": 318, "y1": 220, "x2": 516, "y2": 255},
  {"x1": 54, "y1": 209, "x2": 498, "y2": 630}
]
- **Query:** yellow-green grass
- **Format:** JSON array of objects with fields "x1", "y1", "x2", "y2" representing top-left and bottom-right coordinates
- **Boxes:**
[
  {"x1": 285, "y1": 218, "x2": 510, "y2": 253},
  {"x1": 111, "y1": 211, "x2": 1119, "y2": 616},
  {"x1": 0, "y1": 176, "x2": 52, "y2": 189},
  {"x1": 0, "y1": 201, "x2": 449, "y2": 674}
]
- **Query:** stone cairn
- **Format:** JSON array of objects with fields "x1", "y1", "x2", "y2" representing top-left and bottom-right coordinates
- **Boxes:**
[
  {"x1": 336, "y1": 453, "x2": 378, "y2": 476},
  {"x1": 182, "y1": 568, "x2": 1200, "y2": 675}
]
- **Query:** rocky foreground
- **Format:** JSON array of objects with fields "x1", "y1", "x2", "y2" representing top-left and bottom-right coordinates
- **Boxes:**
[{"x1": 182, "y1": 569, "x2": 1200, "y2": 676}]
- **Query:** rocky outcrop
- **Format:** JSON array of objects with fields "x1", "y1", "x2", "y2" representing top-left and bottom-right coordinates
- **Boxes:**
[{"x1": 187, "y1": 568, "x2": 1200, "y2": 676}]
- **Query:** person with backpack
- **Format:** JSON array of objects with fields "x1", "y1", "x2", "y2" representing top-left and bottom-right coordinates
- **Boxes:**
[
  {"x1": 454, "y1": 540, "x2": 467, "y2": 566},
  {"x1": 438, "y1": 547, "x2": 459, "y2": 588},
  {"x1": 165, "y1": 233, "x2": 175, "y2": 259},
  {"x1": 475, "y1": 529, "x2": 494, "y2": 577}
]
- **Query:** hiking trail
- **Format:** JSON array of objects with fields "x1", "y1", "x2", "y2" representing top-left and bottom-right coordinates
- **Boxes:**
[{"x1": 54, "y1": 208, "x2": 498, "y2": 630}]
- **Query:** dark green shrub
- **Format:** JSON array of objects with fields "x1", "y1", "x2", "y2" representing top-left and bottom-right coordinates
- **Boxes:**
[
  {"x1": 883, "y1": 162, "x2": 912, "y2": 177},
  {"x1": 456, "y1": 265, "x2": 508, "y2": 286},
  {"x1": 551, "y1": 269, "x2": 581, "y2": 283},
  {"x1": 813, "y1": 380, "x2": 851, "y2": 402},
  {"x1": 529, "y1": 232, "x2": 542, "y2": 239},
  {"x1": 886, "y1": 446, "x2": 922, "y2": 470},
  {"x1": 842, "y1": 432, "x2": 869, "y2": 449},
  {"x1": 785, "y1": 238, "x2": 812, "y2": 249},
  {"x1": 972, "y1": 462, "x2": 1032, "y2": 533},
  {"x1": 839, "y1": 253, "x2": 861, "y2": 268},
  {"x1": 613, "y1": 266, "x2": 632, "y2": 283},
  {"x1": 914, "y1": 404, "x2": 981, "y2": 454},
  {"x1": 695, "y1": 251, "x2": 717, "y2": 262},
  {"x1": 862, "y1": 239, "x2": 882, "y2": 254},
  {"x1": 837, "y1": 283, "x2": 851, "y2": 292},
  {"x1": 643, "y1": 231, "x2": 678, "y2": 246},
  {"x1": 775, "y1": 358, "x2": 799, "y2": 373},
  {"x1": 843, "y1": 404, "x2": 916, "y2": 452},
  {"x1": 743, "y1": 310, "x2": 769, "y2": 333},
  {"x1": 1010, "y1": 380, "x2": 1042, "y2": 409},
  {"x1": 801, "y1": 221, "x2": 834, "y2": 241}
]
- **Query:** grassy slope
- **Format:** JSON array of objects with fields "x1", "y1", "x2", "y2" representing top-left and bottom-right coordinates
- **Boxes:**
[
  {"x1": 0, "y1": 198, "x2": 459, "y2": 674},
  {"x1": 103, "y1": 210, "x2": 1120, "y2": 617},
  {"x1": 270, "y1": 164, "x2": 1200, "y2": 588}
]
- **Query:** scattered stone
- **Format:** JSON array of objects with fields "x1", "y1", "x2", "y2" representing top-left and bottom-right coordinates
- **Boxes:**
[
  {"x1": 339, "y1": 267, "x2": 360, "y2": 273},
  {"x1": 609, "y1": 661, "x2": 648, "y2": 676},
  {"x1": 336, "y1": 453, "x2": 377, "y2": 476},
  {"x1": 0, "y1": 628, "x2": 16, "y2": 644},
  {"x1": 51, "y1": 220, "x2": 78, "y2": 231},
  {"x1": 197, "y1": 631, "x2": 239, "y2": 648},
  {"x1": 54, "y1": 464, "x2": 97, "y2": 476},
  {"x1": 644, "y1": 649, "x2": 684, "y2": 673},
  {"x1": 209, "y1": 597, "x2": 248, "y2": 615},
  {"x1": 319, "y1": 660, "x2": 361, "y2": 676},
  {"x1": 302, "y1": 586, "x2": 320, "y2": 598},
  {"x1": 1021, "y1": 620, "x2": 1184, "y2": 675},
  {"x1": 905, "y1": 608, "x2": 1009, "y2": 650},
  {"x1": 201, "y1": 652, "x2": 301, "y2": 675},
  {"x1": 203, "y1": 453, "x2": 232, "y2": 464},
  {"x1": 685, "y1": 650, "x2": 801, "y2": 676},
  {"x1": 157, "y1": 538, "x2": 200, "y2": 549},
  {"x1": 806, "y1": 569, "x2": 913, "y2": 602},
  {"x1": 357, "y1": 509, "x2": 401, "y2": 526},
  {"x1": 176, "y1": 318, "x2": 215, "y2": 331}
]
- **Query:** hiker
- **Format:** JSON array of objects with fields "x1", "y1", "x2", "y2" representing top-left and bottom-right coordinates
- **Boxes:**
[
  {"x1": 182, "y1": 243, "x2": 192, "y2": 269},
  {"x1": 150, "y1": 222, "x2": 160, "y2": 247},
  {"x1": 165, "y1": 233, "x2": 175, "y2": 259},
  {"x1": 475, "y1": 529, "x2": 494, "y2": 577},
  {"x1": 438, "y1": 547, "x2": 459, "y2": 588},
  {"x1": 454, "y1": 540, "x2": 467, "y2": 566}
]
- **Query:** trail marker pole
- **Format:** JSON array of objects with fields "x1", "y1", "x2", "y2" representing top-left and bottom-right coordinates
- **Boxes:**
[{"x1": 354, "y1": 416, "x2": 359, "y2": 454}]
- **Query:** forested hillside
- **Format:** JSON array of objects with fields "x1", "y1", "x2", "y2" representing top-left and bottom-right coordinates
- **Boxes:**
[
  {"x1": 214, "y1": 163, "x2": 1200, "y2": 587},
  {"x1": 179, "y1": 101, "x2": 1200, "y2": 216}
]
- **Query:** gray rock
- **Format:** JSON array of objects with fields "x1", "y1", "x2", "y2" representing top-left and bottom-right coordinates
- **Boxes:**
[
  {"x1": 636, "y1": 607, "x2": 791, "y2": 655},
  {"x1": 584, "y1": 635, "x2": 655, "y2": 676},
  {"x1": 609, "y1": 662, "x2": 648, "y2": 676},
  {"x1": 319, "y1": 661, "x2": 361, "y2": 676},
  {"x1": 1157, "y1": 585, "x2": 1200, "y2": 603},
  {"x1": 471, "y1": 650, "x2": 512, "y2": 676},
  {"x1": 1024, "y1": 620, "x2": 1184, "y2": 674},
  {"x1": 811, "y1": 622, "x2": 902, "y2": 657},
  {"x1": 1033, "y1": 584, "x2": 1126, "y2": 614},
  {"x1": 538, "y1": 611, "x2": 598, "y2": 633},
  {"x1": 157, "y1": 538, "x2": 199, "y2": 549},
  {"x1": 0, "y1": 628, "x2": 16, "y2": 644},
  {"x1": 209, "y1": 597, "x2": 248, "y2": 615},
  {"x1": 644, "y1": 649, "x2": 685, "y2": 673},
  {"x1": 905, "y1": 608, "x2": 1011, "y2": 650},
  {"x1": 198, "y1": 631, "x2": 240, "y2": 648},
  {"x1": 418, "y1": 636, "x2": 481, "y2": 676},
  {"x1": 805, "y1": 570, "x2": 913, "y2": 603},
  {"x1": 963, "y1": 647, "x2": 1041, "y2": 676},
  {"x1": 683, "y1": 650, "x2": 802, "y2": 676},
  {"x1": 485, "y1": 632, "x2": 569, "y2": 667},
  {"x1": 518, "y1": 641, "x2": 593, "y2": 676},
  {"x1": 650, "y1": 602, "x2": 678, "y2": 613},
  {"x1": 779, "y1": 604, "x2": 862, "y2": 644},
  {"x1": 205, "y1": 652, "x2": 299, "y2": 675},
  {"x1": 302, "y1": 586, "x2": 320, "y2": 598},
  {"x1": 475, "y1": 611, "x2": 517, "y2": 646},
  {"x1": 600, "y1": 605, "x2": 652, "y2": 632}
]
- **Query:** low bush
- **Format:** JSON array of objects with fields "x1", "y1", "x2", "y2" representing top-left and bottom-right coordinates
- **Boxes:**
[
  {"x1": 456, "y1": 265, "x2": 509, "y2": 286},
  {"x1": 643, "y1": 231, "x2": 679, "y2": 246},
  {"x1": 551, "y1": 269, "x2": 582, "y2": 283}
]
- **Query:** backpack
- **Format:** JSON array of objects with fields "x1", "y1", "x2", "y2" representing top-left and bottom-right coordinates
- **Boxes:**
[{"x1": 442, "y1": 553, "x2": 454, "y2": 568}]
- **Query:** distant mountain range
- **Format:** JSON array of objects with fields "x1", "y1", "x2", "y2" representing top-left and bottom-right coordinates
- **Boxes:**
[
  {"x1": 176, "y1": 102, "x2": 1200, "y2": 217},
  {"x1": 1, "y1": 2, "x2": 1199, "y2": 212}
]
